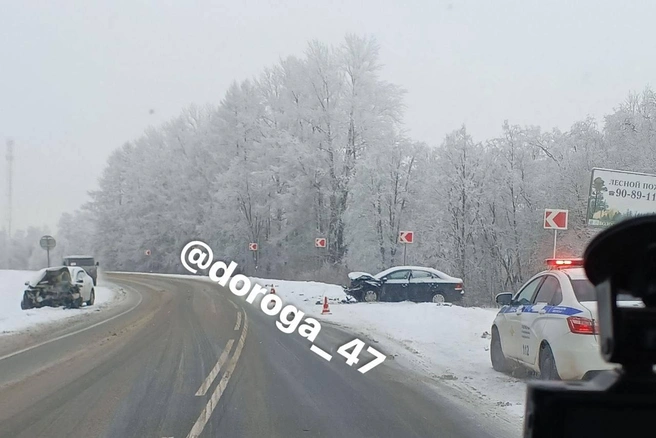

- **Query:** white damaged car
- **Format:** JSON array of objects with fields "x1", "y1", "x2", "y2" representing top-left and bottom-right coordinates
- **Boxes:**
[{"x1": 21, "y1": 266, "x2": 96, "y2": 310}]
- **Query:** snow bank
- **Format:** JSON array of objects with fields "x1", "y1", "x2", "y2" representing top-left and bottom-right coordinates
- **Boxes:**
[
  {"x1": 250, "y1": 277, "x2": 352, "y2": 306},
  {"x1": 0, "y1": 270, "x2": 120, "y2": 336},
  {"x1": 249, "y1": 276, "x2": 526, "y2": 425}
]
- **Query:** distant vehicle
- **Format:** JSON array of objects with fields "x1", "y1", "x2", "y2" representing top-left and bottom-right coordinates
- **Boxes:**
[
  {"x1": 63, "y1": 255, "x2": 99, "y2": 285},
  {"x1": 21, "y1": 266, "x2": 96, "y2": 310},
  {"x1": 344, "y1": 266, "x2": 464, "y2": 304},
  {"x1": 490, "y1": 258, "x2": 644, "y2": 380}
]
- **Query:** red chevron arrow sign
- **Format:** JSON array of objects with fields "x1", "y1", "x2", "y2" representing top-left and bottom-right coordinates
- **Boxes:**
[
  {"x1": 544, "y1": 209, "x2": 568, "y2": 230},
  {"x1": 398, "y1": 231, "x2": 414, "y2": 244}
]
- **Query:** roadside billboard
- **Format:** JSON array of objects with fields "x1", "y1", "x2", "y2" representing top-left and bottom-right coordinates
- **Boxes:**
[{"x1": 587, "y1": 168, "x2": 656, "y2": 227}]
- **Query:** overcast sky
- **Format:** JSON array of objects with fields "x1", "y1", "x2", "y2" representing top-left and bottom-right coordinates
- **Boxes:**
[{"x1": 1, "y1": 0, "x2": 655, "y2": 233}]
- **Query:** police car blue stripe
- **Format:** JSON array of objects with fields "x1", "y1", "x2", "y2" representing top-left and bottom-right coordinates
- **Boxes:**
[{"x1": 498, "y1": 305, "x2": 582, "y2": 316}]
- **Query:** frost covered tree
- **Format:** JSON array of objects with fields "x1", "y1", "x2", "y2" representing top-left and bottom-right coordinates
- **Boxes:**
[
  {"x1": 55, "y1": 33, "x2": 656, "y2": 306},
  {"x1": 0, "y1": 226, "x2": 53, "y2": 270}
]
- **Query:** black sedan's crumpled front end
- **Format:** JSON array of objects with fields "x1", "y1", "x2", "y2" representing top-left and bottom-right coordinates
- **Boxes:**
[{"x1": 343, "y1": 272, "x2": 382, "y2": 301}]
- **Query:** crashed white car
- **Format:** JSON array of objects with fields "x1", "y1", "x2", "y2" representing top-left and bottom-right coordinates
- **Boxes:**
[{"x1": 21, "y1": 266, "x2": 96, "y2": 310}]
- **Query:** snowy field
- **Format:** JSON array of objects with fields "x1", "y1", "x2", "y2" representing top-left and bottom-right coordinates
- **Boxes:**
[
  {"x1": 249, "y1": 277, "x2": 527, "y2": 425},
  {"x1": 0, "y1": 270, "x2": 121, "y2": 336}
]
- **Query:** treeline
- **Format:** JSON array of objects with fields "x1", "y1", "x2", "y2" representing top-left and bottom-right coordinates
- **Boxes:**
[
  {"x1": 4, "y1": 35, "x2": 656, "y2": 305},
  {"x1": 0, "y1": 211, "x2": 95, "y2": 270}
]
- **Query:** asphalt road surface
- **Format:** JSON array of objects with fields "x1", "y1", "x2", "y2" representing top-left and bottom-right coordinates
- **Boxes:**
[{"x1": 0, "y1": 273, "x2": 515, "y2": 438}]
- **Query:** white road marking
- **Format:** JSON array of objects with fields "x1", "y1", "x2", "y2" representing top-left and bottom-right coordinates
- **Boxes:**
[
  {"x1": 186, "y1": 312, "x2": 248, "y2": 438},
  {"x1": 310, "y1": 344, "x2": 333, "y2": 361},
  {"x1": 233, "y1": 312, "x2": 242, "y2": 331},
  {"x1": 0, "y1": 286, "x2": 143, "y2": 363},
  {"x1": 194, "y1": 339, "x2": 234, "y2": 397}
]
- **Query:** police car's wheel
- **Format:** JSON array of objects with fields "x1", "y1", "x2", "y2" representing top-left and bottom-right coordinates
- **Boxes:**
[
  {"x1": 432, "y1": 294, "x2": 445, "y2": 304},
  {"x1": 363, "y1": 290, "x2": 378, "y2": 302},
  {"x1": 539, "y1": 344, "x2": 560, "y2": 380},
  {"x1": 491, "y1": 327, "x2": 511, "y2": 372}
]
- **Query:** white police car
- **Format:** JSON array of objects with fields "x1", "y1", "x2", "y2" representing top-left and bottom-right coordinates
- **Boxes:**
[{"x1": 490, "y1": 258, "x2": 642, "y2": 380}]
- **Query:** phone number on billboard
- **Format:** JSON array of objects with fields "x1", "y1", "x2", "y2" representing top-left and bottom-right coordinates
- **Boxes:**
[{"x1": 609, "y1": 189, "x2": 656, "y2": 201}]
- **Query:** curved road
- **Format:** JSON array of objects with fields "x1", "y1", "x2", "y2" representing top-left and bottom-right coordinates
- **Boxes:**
[{"x1": 0, "y1": 273, "x2": 513, "y2": 438}]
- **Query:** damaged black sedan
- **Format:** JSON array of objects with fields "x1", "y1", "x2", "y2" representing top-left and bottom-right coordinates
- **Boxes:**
[
  {"x1": 344, "y1": 266, "x2": 464, "y2": 304},
  {"x1": 21, "y1": 266, "x2": 96, "y2": 310}
]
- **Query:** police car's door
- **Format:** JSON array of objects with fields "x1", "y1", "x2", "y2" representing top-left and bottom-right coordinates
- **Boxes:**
[
  {"x1": 519, "y1": 274, "x2": 562, "y2": 367},
  {"x1": 505, "y1": 276, "x2": 544, "y2": 359}
]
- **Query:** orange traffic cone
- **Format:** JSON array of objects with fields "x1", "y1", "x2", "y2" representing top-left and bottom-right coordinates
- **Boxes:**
[{"x1": 321, "y1": 296, "x2": 331, "y2": 315}]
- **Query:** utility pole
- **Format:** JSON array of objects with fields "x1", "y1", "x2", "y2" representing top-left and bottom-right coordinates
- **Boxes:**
[{"x1": 5, "y1": 138, "x2": 14, "y2": 269}]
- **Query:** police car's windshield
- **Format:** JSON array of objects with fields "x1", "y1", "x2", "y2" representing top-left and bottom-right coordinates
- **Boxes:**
[{"x1": 571, "y1": 279, "x2": 640, "y2": 302}]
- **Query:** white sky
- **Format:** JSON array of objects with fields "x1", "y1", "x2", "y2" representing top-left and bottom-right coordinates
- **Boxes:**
[{"x1": 1, "y1": 0, "x2": 655, "y2": 232}]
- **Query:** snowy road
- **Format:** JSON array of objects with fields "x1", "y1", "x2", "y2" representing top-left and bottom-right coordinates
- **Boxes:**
[{"x1": 0, "y1": 273, "x2": 517, "y2": 438}]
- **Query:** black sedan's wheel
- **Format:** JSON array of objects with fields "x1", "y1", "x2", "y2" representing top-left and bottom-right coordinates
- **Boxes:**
[
  {"x1": 491, "y1": 327, "x2": 512, "y2": 372},
  {"x1": 432, "y1": 293, "x2": 446, "y2": 304},
  {"x1": 363, "y1": 290, "x2": 378, "y2": 302}
]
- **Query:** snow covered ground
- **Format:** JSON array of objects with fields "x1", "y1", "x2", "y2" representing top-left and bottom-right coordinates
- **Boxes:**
[
  {"x1": 0, "y1": 270, "x2": 121, "y2": 336},
  {"x1": 249, "y1": 277, "x2": 526, "y2": 426}
]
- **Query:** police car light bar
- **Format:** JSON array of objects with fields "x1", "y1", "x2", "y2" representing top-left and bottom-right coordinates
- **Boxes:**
[{"x1": 545, "y1": 258, "x2": 584, "y2": 268}]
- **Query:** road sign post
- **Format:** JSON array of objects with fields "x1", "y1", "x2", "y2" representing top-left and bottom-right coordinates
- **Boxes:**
[
  {"x1": 398, "y1": 231, "x2": 414, "y2": 264},
  {"x1": 553, "y1": 229, "x2": 557, "y2": 259},
  {"x1": 314, "y1": 238, "x2": 327, "y2": 270},
  {"x1": 249, "y1": 242, "x2": 258, "y2": 272},
  {"x1": 39, "y1": 235, "x2": 56, "y2": 267},
  {"x1": 544, "y1": 209, "x2": 568, "y2": 258}
]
